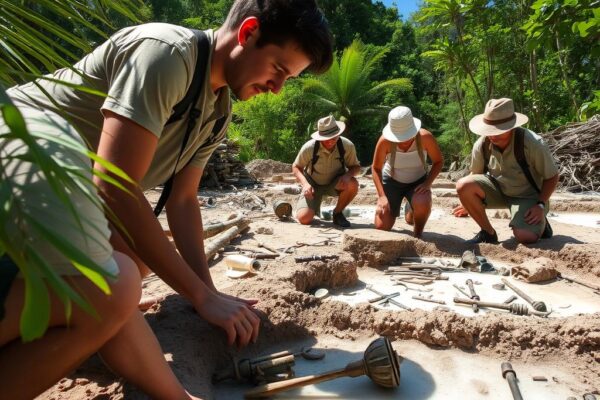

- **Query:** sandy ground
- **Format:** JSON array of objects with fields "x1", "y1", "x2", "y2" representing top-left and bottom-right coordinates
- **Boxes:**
[{"x1": 38, "y1": 176, "x2": 600, "y2": 399}]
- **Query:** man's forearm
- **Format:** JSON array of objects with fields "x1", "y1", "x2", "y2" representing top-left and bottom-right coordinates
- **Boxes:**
[
  {"x1": 166, "y1": 195, "x2": 216, "y2": 291},
  {"x1": 539, "y1": 174, "x2": 559, "y2": 204},
  {"x1": 100, "y1": 183, "x2": 209, "y2": 306},
  {"x1": 292, "y1": 164, "x2": 310, "y2": 186}
]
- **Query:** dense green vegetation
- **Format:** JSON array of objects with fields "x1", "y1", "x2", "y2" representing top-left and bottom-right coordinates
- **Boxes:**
[{"x1": 143, "y1": 0, "x2": 598, "y2": 164}]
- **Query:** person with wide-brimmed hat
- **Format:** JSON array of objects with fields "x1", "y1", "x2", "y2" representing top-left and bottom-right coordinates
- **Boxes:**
[
  {"x1": 292, "y1": 115, "x2": 361, "y2": 227},
  {"x1": 371, "y1": 106, "x2": 444, "y2": 238},
  {"x1": 453, "y1": 98, "x2": 559, "y2": 244}
]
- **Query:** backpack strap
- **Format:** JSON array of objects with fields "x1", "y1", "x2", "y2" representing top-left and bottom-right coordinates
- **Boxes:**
[
  {"x1": 154, "y1": 30, "x2": 210, "y2": 217},
  {"x1": 415, "y1": 132, "x2": 427, "y2": 171},
  {"x1": 482, "y1": 137, "x2": 492, "y2": 174},
  {"x1": 514, "y1": 128, "x2": 541, "y2": 193},
  {"x1": 389, "y1": 141, "x2": 397, "y2": 179},
  {"x1": 306, "y1": 140, "x2": 320, "y2": 175},
  {"x1": 336, "y1": 138, "x2": 346, "y2": 172}
]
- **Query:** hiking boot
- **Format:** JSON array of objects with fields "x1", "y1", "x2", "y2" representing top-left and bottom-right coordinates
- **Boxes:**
[
  {"x1": 333, "y1": 211, "x2": 351, "y2": 228},
  {"x1": 467, "y1": 229, "x2": 498, "y2": 244},
  {"x1": 541, "y1": 217, "x2": 553, "y2": 239}
]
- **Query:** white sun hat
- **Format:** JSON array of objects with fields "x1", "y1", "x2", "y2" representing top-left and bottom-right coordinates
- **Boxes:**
[{"x1": 382, "y1": 106, "x2": 421, "y2": 143}]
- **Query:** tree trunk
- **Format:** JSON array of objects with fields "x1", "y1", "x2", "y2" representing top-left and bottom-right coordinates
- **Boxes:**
[
  {"x1": 529, "y1": 49, "x2": 545, "y2": 132},
  {"x1": 555, "y1": 33, "x2": 579, "y2": 117},
  {"x1": 453, "y1": 79, "x2": 472, "y2": 147}
]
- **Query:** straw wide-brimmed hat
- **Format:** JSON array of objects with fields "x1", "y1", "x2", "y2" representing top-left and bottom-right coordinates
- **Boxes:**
[
  {"x1": 469, "y1": 98, "x2": 529, "y2": 136},
  {"x1": 382, "y1": 106, "x2": 421, "y2": 143},
  {"x1": 311, "y1": 115, "x2": 346, "y2": 141}
]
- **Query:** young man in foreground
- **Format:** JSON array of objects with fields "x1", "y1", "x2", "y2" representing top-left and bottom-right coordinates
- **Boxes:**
[{"x1": 0, "y1": 0, "x2": 333, "y2": 397}]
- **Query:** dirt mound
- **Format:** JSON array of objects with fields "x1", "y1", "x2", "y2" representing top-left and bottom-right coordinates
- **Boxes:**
[{"x1": 246, "y1": 159, "x2": 292, "y2": 179}]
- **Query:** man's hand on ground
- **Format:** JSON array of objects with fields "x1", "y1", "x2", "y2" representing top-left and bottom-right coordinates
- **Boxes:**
[
  {"x1": 194, "y1": 292, "x2": 260, "y2": 349},
  {"x1": 524, "y1": 204, "x2": 544, "y2": 225},
  {"x1": 219, "y1": 291, "x2": 259, "y2": 308},
  {"x1": 452, "y1": 205, "x2": 469, "y2": 217},
  {"x1": 376, "y1": 196, "x2": 390, "y2": 216},
  {"x1": 302, "y1": 184, "x2": 315, "y2": 200}
]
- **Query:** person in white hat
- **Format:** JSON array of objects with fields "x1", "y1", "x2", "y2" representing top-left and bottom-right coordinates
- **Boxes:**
[
  {"x1": 453, "y1": 98, "x2": 559, "y2": 244},
  {"x1": 371, "y1": 106, "x2": 444, "y2": 238},
  {"x1": 292, "y1": 115, "x2": 361, "y2": 227}
]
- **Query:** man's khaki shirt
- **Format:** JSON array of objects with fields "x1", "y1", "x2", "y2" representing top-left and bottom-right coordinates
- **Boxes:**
[
  {"x1": 470, "y1": 128, "x2": 559, "y2": 198},
  {"x1": 294, "y1": 137, "x2": 360, "y2": 186}
]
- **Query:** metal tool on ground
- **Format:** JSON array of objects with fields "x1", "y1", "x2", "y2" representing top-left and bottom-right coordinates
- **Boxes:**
[
  {"x1": 466, "y1": 279, "x2": 481, "y2": 313},
  {"x1": 503, "y1": 295, "x2": 518, "y2": 304},
  {"x1": 295, "y1": 255, "x2": 339, "y2": 263},
  {"x1": 213, "y1": 347, "x2": 326, "y2": 384},
  {"x1": 366, "y1": 285, "x2": 412, "y2": 310},
  {"x1": 244, "y1": 337, "x2": 401, "y2": 398},
  {"x1": 502, "y1": 278, "x2": 548, "y2": 312},
  {"x1": 393, "y1": 281, "x2": 433, "y2": 292},
  {"x1": 454, "y1": 298, "x2": 551, "y2": 317},
  {"x1": 501, "y1": 362, "x2": 524, "y2": 400},
  {"x1": 412, "y1": 295, "x2": 446, "y2": 305},
  {"x1": 559, "y1": 273, "x2": 600, "y2": 294},
  {"x1": 257, "y1": 241, "x2": 279, "y2": 255},
  {"x1": 223, "y1": 251, "x2": 278, "y2": 260},
  {"x1": 369, "y1": 291, "x2": 400, "y2": 304},
  {"x1": 453, "y1": 284, "x2": 471, "y2": 298},
  {"x1": 392, "y1": 276, "x2": 437, "y2": 286}
]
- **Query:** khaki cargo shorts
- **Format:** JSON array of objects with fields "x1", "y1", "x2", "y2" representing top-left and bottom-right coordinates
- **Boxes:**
[
  {"x1": 472, "y1": 174, "x2": 548, "y2": 235},
  {"x1": 296, "y1": 176, "x2": 341, "y2": 216},
  {"x1": 0, "y1": 106, "x2": 118, "y2": 277}
]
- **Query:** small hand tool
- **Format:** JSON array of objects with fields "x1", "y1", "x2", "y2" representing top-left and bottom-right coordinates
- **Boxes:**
[
  {"x1": 503, "y1": 295, "x2": 518, "y2": 304},
  {"x1": 466, "y1": 279, "x2": 481, "y2": 313},
  {"x1": 501, "y1": 362, "x2": 524, "y2": 400},
  {"x1": 411, "y1": 295, "x2": 446, "y2": 305},
  {"x1": 369, "y1": 292, "x2": 400, "y2": 304},
  {"x1": 559, "y1": 273, "x2": 600, "y2": 294},
  {"x1": 454, "y1": 298, "x2": 550, "y2": 317},
  {"x1": 502, "y1": 278, "x2": 548, "y2": 312},
  {"x1": 366, "y1": 285, "x2": 412, "y2": 310},
  {"x1": 453, "y1": 283, "x2": 471, "y2": 298},
  {"x1": 294, "y1": 255, "x2": 339, "y2": 263}
]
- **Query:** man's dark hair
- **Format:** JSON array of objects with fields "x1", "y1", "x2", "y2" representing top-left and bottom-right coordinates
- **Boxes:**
[{"x1": 223, "y1": 0, "x2": 333, "y2": 74}]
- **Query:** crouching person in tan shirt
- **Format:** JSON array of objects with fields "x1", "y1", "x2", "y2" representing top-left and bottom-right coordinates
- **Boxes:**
[
  {"x1": 453, "y1": 98, "x2": 559, "y2": 244},
  {"x1": 292, "y1": 115, "x2": 361, "y2": 228}
]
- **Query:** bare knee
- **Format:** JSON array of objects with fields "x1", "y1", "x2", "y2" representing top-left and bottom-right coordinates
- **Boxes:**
[
  {"x1": 296, "y1": 209, "x2": 315, "y2": 225},
  {"x1": 99, "y1": 253, "x2": 141, "y2": 323},
  {"x1": 347, "y1": 177, "x2": 359, "y2": 194},
  {"x1": 513, "y1": 228, "x2": 539, "y2": 244},
  {"x1": 456, "y1": 176, "x2": 477, "y2": 195}
]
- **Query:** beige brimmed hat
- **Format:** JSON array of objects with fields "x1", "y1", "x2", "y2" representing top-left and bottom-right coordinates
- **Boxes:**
[
  {"x1": 311, "y1": 115, "x2": 346, "y2": 141},
  {"x1": 469, "y1": 98, "x2": 529, "y2": 136},
  {"x1": 382, "y1": 106, "x2": 421, "y2": 143}
]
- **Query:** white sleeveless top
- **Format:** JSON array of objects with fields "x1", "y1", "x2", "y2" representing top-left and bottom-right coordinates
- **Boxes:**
[{"x1": 383, "y1": 139, "x2": 427, "y2": 184}]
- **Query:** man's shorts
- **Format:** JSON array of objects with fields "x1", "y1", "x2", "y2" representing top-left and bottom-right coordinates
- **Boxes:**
[
  {"x1": 383, "y1": 174, "x2": 427, "y2": 218},
  {"x1": 472, "y1": 174, "x2": 548, "y2": 235},
  {"x1": 296, "y1": 176, "x2": 342, "y2": 216},
  {"x1": 0, "y1": 106, "x2": 118, "y2": 281}
]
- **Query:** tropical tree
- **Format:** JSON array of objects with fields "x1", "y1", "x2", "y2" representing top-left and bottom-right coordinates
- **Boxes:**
[
  {"x1": 302, "y1": 39, "x2": 412, "y2": 137},
  {"x1": 0, "y1": 0, "x2": 144, "y2": 341}
]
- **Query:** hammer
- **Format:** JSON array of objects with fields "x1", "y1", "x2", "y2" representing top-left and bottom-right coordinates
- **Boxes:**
[{"x1": 466, "y1": 279, "x2": 480, "y2": 313}]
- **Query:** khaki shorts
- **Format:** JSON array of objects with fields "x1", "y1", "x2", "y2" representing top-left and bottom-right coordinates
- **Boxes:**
[
  {"x1": 1, "y1": 106, "x2": 118, "y2": 277},
  {"x1": 296, "y1": 176, "x2": 341, "y2": 216},
  {"x1": 472, "y1": 174, "x2": 548, "y2": 235}
]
